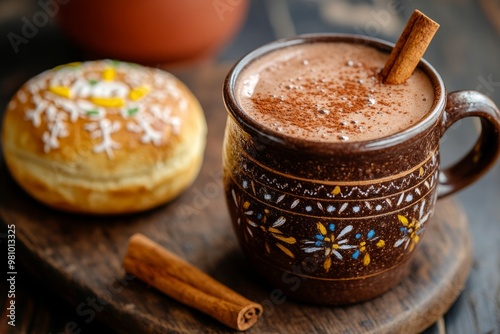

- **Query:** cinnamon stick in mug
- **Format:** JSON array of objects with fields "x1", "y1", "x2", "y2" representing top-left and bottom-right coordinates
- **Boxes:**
[
  {"x1": 122, "y1": 233, "x2": 263, "y2": 331},
  {"x1": 381, "y1": 9, "x2": 440, "y2": 84}
]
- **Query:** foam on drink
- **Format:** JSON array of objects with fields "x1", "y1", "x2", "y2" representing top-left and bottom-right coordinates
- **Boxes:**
[{"x1": 236, "y1": 42, "x2": 435, "y2": 142}]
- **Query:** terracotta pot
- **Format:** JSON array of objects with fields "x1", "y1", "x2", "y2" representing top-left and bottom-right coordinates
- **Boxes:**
[
  {"x1": 56, "y1": 0, "x2": 249, "y2": 65},
  {"x1": 222, "y1": 34, "x2": 500, "y2": 305}
]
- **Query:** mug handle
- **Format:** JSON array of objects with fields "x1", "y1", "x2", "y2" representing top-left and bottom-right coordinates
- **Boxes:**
[{"x1": 438, "y1": 90, "x2": 500, "y2": 198}]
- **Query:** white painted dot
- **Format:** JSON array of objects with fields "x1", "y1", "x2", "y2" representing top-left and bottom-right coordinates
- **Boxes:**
[
  {"x1": 353, "y1": 206, "x2": 360, "y2": 213},
  {"x1": 375, "y1": 204, "x2": 382, "y2": 211},
  {"x1": 242, "y1": 180, "x2": 248, "y2": 189},
  {"x1": 305, "y1": 206, "x2": 312, "y2": 212},
  {"x1": 327, "y1": 205, "x2": 335, "y2": 213},
  {"x1": 406, "y1": 194, "x2": 413, "y2": 202},
  {"x1": 264, "y1": 194, "x2": 271, "y2": 200}
]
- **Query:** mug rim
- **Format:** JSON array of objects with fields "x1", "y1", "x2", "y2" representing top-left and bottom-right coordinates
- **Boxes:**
[{"x1": 223, "y1": 33, "x2": 446, "y2": 153}]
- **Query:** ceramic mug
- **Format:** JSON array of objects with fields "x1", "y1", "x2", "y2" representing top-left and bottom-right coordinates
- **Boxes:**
[
  {"x1": 56, "y1": 0, "x2": 249, "y2": 65},
  {"x1": 222, "y1": 34, "x2": 500, "y2": 305}
]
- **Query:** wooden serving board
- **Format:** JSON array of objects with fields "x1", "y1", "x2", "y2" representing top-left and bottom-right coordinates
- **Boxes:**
[{"x1": 0, "y1": 66, "x2": 472, "y2": 334}]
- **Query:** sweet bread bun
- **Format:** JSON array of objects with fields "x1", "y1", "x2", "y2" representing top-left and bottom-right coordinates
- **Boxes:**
[{"x1": 2, "y1": 60, "x2": 207, "y2": 214}]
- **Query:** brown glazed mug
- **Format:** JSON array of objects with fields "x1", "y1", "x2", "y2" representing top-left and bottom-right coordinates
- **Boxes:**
[{"x1": 222, "y1": 34, "x2": 500, "y2": 305}]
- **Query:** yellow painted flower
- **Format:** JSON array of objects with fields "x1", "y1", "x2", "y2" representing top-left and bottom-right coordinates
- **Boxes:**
[
  {"x1": 352, "y1": 230, "x2": 385, "y2": 266},
  {"x1": 394, "y1": 214, "x2": 423, "y2": 252},
  {"x1": 244, "y1": 205, "x2": 296, "y2": 258}
]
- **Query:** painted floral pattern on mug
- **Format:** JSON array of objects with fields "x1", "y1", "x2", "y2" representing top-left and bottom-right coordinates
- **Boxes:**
[
  {"x1": 394, "y1": 199, "x2": 431, "y2": 252},
  {"x1": 303, "y1": 223, "x2": 356, "y2": 272},
  {"x1": 226, "y1": 145, "x2": 439, "y2": 278},
  {"x1": 231, "y1": 181, "x2": 436, "y2": 275},
  {"x1": 232, "y1": 190, "x2": 297, "y2": 258}
]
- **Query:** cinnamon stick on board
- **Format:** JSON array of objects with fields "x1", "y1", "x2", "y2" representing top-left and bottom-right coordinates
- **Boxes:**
[
  {"x1": 381, "y1": 9, "x2": 440, "y2": 84},
  {"x1": 122, "y1": 233, "x2": 263, "y2": 331}
]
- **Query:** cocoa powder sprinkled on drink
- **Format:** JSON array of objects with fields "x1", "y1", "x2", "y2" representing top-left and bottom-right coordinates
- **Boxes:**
[
  {"x1": 250, "y1": 65, "x2": 388, "y2": 136},
  {"x1": 236, "y1": 42, "x2": 435, "y2": 142}
]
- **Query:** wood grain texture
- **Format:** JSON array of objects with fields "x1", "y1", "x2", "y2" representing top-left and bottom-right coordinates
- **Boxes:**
[{"x1": 0, "y1": 66, "x2": 472, "y2": 334}]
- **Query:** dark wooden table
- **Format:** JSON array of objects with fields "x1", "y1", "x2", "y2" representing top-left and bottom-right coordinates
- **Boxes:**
[{"x1": 1, "y1": 0, "x2": 499, "y2": 333}]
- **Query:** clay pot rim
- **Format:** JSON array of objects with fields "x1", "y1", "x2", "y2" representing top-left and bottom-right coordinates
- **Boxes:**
[{"x1": 223, "y1": 33, "x2": 446, "y2": 154}]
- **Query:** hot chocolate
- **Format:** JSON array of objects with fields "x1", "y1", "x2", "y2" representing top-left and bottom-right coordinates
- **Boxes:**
[
  {"x1": 224, "y1": 34, "x2": 500, "y2": 305},
  {"x1": 236, "y1": 42, "x2": 435, "y2": 142}
]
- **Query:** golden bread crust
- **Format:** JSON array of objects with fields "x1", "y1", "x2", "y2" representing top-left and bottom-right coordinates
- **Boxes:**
[{"x1": 2, "y1": 60, "x2": 207, "y2": 214}]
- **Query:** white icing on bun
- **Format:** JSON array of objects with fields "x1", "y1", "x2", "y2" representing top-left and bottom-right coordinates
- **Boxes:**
[{"x1": 2, "y1": 60, "x2": 207, "y2": 214}]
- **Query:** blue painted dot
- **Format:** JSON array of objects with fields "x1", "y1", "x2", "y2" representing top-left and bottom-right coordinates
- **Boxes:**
[
  {"x1": 367, "y1": 230, "x2": 375, "y2": 239},
  {"x1": 355, "y1": 233, "x2": 361, "y2": 239},
  {"x1": 256, "y1": 213, "x2": 263, "y2": 219},
  {"x1": 329, "y1": 223, "x2": 335, "y2": 232},
  {"x1": 352, "y1": 250, "x2": 360, "y2": 259},
  {"x1": 400, "y1": 227, "x2": 407, "y2": 233},
  {"x1": 315, "y1": 241, "x2": 323, "y2": 247},
  {"x1": 315, "y1": 234, "x2": 324, "y2": 241}
]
